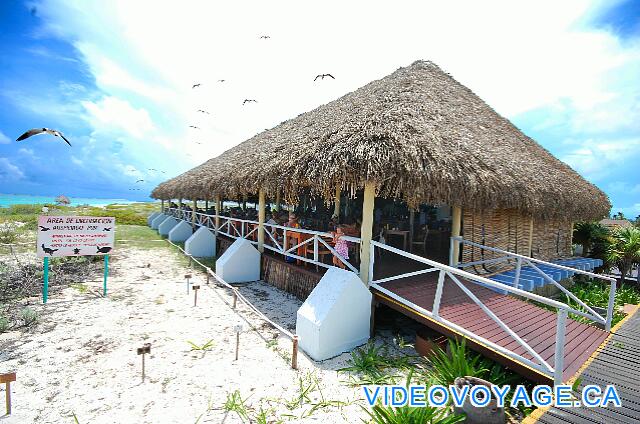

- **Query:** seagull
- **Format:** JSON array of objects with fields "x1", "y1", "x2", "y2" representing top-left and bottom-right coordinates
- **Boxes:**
[
  {"x1": 259, "y1": 35, "x2": 270, "y2": 39},
  {"x1": 192, "y1": 83, "x2": 201, "y2": 88},
  {"x1": 197, "y1": 109, "x2": 210, "y2": 114},
  {"x1": 16, "y1": 128, "x2": 72, "y2": 146},
  {"x1": 189, "y1": 125, "x2": 200, "y2": 129},
  {"x1": 194, "y1": 141, "x2": 202, "y2": 145},
  {"x1": 314, "y1": 74, "x2": 335, "y2": 81},
  {"x1": 148, "y1": 168, "x2": 157, "y2": 171},
  {"x1": 218, "y1": 79, "x2": 225, "y2": 83},
  {"x1": 242, "y1": 99, "x2": 257, "y2": 105},
  {"x1": 136, "y1": 179, "x2": 145, "y2": 183}
]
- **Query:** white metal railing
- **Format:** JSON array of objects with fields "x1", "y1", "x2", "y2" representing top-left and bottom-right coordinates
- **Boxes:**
[
  {"x1": 452, "y1": 236, "x2": 617, "y2": 331},
  {"x1": 369, "y1": 239, "x2": 587, "y2": 384},
  {"x1": 164, "y1": 208, "x2": 361, "y2": 272}
]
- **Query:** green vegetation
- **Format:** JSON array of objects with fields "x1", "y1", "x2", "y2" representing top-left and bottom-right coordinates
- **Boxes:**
[
  {"x1": 115, "y1": 224, "x2": 165, "y2": 250},
  {"x1": 187, "y1": 339, "x2": 215, "y2": 351},
  {"x1": 20, "y1": 307, "x2": 38, "y2": 327},
  {"x1": 606, "y1": 226, "x2": 640, "y2": 282},
  {"x1": 566, "y1": 279, "x2": 640, "y2": 326},
  {"x1": 339, "y1": 342, "x2": 413, "y2": 386},
  {"x1": 223, "y1": 390, "x2": 251, "y2": 421},
  {"x1": 70, "y1": 282, "x2": 88, "y2": 293},
  {"x1": 0, "y1": 315, "x2": 9, "y2": 333}
]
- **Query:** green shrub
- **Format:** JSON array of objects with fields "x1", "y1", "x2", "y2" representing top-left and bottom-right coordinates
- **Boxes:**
[
  {"x1": 0, "y1": 223, "x2": 18, "y2": 244},
  {"x1": 0, "y1": 316, "x2": 10, "y2": 333},
  {"x1": 21, "y1": 307, "x2": 39, "y2": 327}
]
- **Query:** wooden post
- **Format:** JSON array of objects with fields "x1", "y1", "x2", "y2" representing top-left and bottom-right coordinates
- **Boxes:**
[
  {"x1": 137, "y1": 343, "x2": 151, "y2": 382},
  {"x1": 409, "y1": 209, "x2": 415, "y2": 252},
  {"x1": 1, "y1": 372, "x2": 16, "y2": 415},
  {"x1": 333, "y1": 185, "x2": 341, "y2": 221},
  {"x1": 178, "y1": 197, "x2": 183, "y2": 219},
  {"x1": 275, "y1": 191, "x2": 281, "y2": 212},
  {"x1": 205, "y1": 200, "x2": 208, "y2": 211},
  {"x1": 528, "y1": 216, "x2": 535, "y2": 257},
  {"x1": 450, "y1": 206, "x2": 462, "y2": 266},
  {"x1": 192, "y1": 199, "x2": 197, "y2": 228},
  {"x1": 232, "y1": 292, "x2": 238, "y2": 309},
  {"x1": 242, "y1": 196, "x2": 247, "y2": 211},
  {"x1": 161, "y1": 199, "x2": 165, "y2": 213},
  {"x1": 214, "y1": 195, "x2": 221, "y2": 233},
  {"x1": 292, "y1": 335, "x2": 299, "y2": 370},
  {"x1": 359, "y1": 182, "x2": 375, "y2": 285},
  {"x1": 193, "y1": 285, "x2": 200, "y2": 306},
  {"x1": 258, "y1": 189, "x2": 265, "y2": 253}
]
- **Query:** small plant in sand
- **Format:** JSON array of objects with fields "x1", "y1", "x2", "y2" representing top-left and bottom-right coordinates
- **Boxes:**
[
  {"x1": 253, "y1": 405, "x2": 282, "y2": 424},
  {"x1": 338, "y1": 342, "x2": 410, "y2": 386},
  {"x1": 223, "y1": 390, "x2": 251, "y2": 421},
  {"x1": 70, "y1": 282, "x2": 88, "y2": 293},
  {"x1": 0, "y1": 315, "x2": 10, "y2": 333},
  {"x1": 187, "y1": 339, "x2": 215, "y2": 351},
  {"x1": 0, "y1": 222, "x2": 18, "y2": 244},
  {"x1": 21, "y1": 307, "x2": 38, "y2": 327}
]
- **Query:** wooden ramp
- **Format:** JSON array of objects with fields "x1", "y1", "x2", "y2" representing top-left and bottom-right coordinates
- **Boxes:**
[
  {"x1": 371, "y1": 272, "x2": 608, "y2": 383},
  {"x1": 525, "y1": 306, "x2": 640, "y2": 424}
]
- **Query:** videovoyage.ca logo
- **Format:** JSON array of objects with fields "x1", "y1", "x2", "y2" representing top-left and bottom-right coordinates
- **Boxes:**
[{"x1": 363, "y1": 384, "x2": 622, "y2": 409}]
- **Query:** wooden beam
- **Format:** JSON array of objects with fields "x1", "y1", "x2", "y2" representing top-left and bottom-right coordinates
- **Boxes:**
[
  {"x1": 333, "y1": 185, "x2": 341, "y2": 221},
  {"x1": 359, "y1": 182, "x2": 375, "y2": 284},
  {"x1": 258, "y1": 190, "x2": 266, "y2": 253},
  {"x1": 192, "y1": 199, "x2": 197, "y2": 228},
  {"x1": 450, "y1": 206, "x2": 462, "y2": 266},
  {"x1": 214, "y1": 195, "x2": 221, "y2": 232}
]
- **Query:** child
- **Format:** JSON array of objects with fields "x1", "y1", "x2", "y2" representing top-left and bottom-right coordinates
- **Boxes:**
[{"x1": 331, "y1": 225, "x2": 349, "y2": 269}]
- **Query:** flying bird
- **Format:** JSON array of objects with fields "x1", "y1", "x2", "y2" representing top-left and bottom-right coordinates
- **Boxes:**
[
  {"x1": 16, "y1": 128, "x2": 72, "y2": 146},
  {"x1": 194, "y1": 141, "x2": 202, "y2": 145},
  {"x1": 218, "y1": 79, "x2": 225, "y2": 83},
  {"x1": 242, "y1": 99, "x2": 257, "y2": 105},
  {"x1": 189, "y1": 125, "x2": 200, "y2": 129},
  {"x1": 197, "y1": 109, "x2": 210, "y2": 114},
  {"x1": 314, "y1": 74, "x2": 335, "y2": 81},
  {"x1": 136, "y1": 179, "x2": 145, "y2": 183},
  {"x1": 192, "y1": 83, "x2": 201, "y2": 88},
  {"x1": 148, "y1": 168, "x2": 157, "y2": 171},
  {"x1": 259, "y1": 35, "x2": 270, "y2": 39}
]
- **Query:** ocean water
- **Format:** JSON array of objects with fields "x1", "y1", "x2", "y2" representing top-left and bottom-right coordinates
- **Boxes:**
[{"x1": 0, "y1": 193, "x2": 147, "y2": 207}]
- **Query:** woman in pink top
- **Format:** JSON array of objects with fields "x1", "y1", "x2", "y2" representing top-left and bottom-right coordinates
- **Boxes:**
[{"x1": 331, "y1": 226, "x2": 349, "y2": 269}]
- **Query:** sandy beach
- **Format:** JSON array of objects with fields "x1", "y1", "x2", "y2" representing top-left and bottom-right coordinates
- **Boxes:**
[{"x1": 0, "y1": 245, "x2": 372, "y2": 423}]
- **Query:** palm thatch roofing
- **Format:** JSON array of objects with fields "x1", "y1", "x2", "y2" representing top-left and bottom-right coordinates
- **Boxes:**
[{"x1": 153, "y1": 60, "x2": 610, "y2": 220}]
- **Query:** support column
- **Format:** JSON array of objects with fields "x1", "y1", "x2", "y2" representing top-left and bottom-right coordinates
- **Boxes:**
[
  {"x1": 161, "y1": 199, "x2": 165, "y2": 213},
  {"x1": 258, "y1": 190, "x2": 266, "y2": 253},
  {"x1": 242, "y1": 196, "x2": 247, "y2": 211},
  {"x1": 409, "y1": 209, "x2": 415, "y2": 252},
  {"x1": 359, "y1": 182, "x2": 375, "y2": 285},
  {"x1": 178, "y1": 197, "x2": 183, "y2": 219},
  {"x1": 214, "y1": 195, "x2": 221, "y2": 232},
  {"x1": 275, "y1": 191, "x2": 281, "y2": 212},
  {"x1": 450, "y1": 206, "x2": 462, "y2": 266},
  {"x1": 332, "y1": 185, "x2": 341, "y2": 221},
  {"x1": 528, "y1": 216, "x2": 535, "y2": 257},
  {"x1": 192, "y1": 199, "x2": 197, "y2": 228},
  {"x1": 205, "y1": 200, "x2": 208, "y2": 211}
]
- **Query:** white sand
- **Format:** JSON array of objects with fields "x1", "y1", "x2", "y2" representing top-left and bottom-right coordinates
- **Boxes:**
[{"x1": 0, "y1": 246, "x2": 370, "y2": 423}]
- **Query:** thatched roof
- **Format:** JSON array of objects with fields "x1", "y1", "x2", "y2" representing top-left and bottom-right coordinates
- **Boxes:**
[{"x1": 153, "y1": 60, "x2": 610, "y2": 220}]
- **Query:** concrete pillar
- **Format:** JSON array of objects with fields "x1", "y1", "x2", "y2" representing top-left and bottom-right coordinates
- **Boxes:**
[
  {"x1": 359, "y1": 182, "x2": 375, "y2": 285},
  {"x1": 333, "y1": 185, "x2": 341, "y2": 221},
  {"x1": 258, "y1": 189, "x2": 265, "y2": 253},
  {"x1": 450, "y1": 206, "x2": 462, "y2": 266}
]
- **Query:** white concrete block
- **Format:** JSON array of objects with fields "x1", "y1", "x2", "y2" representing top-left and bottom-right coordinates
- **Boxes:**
[
  {"x1": 158, "y1": 216, "x2": 179, "y2": 236},
  {"x1": 147, "y1": 211, "x2": 161, "y2": 226},
  {"x1": 169, "y1": 220, "x2": 193, "y2": 242},
  {"x1": 185, "y1": 226, "x2": 216, "y2": 257},
  {"x1": 151, "y1": 213, "x2": 168, "y2": 229},
  {"x1": 216, "y1": 238, "x2": 260, "y2": 283},
  {"x1": 296, "y1": 267, "x2": 371, "y2": 361}
]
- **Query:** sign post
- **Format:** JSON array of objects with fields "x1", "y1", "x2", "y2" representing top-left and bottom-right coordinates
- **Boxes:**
[
  {"x1": 37, "y1": 216, "x2": 115, "y2": 303},
  {"x1": 43, "y1": 257, "x2": 49, "y2": 304},
  {"x1": 103, "y1": 255, "x2": 109, "y2": 296}
]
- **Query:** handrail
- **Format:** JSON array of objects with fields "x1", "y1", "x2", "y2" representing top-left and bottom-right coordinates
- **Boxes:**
[
  {"x1": 453, "y1": 236, "x2": 617, "y2": 331},
  {"x1": 369, "y1": 239, "x2": 579, "y2": 384}
]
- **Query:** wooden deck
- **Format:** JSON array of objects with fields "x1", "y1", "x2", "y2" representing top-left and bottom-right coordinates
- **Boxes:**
[
  {"x1": 371, "y1": 271, "x2": 608, "y2": 383},
  {"x1": 526, "y1": 306, "x2": 640, "y2": 423}
]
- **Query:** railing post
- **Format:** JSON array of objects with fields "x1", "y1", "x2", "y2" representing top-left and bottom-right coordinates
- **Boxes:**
[
  {"x1": 433, "y1": 270, "x2": 446, "y2": 318},
  {"x1": 257, "y1": 189, "x2": 265, "y2": 253},
  {"x1": 605, "y1": 279, "x2": 617, "y2": 331},
  {"x1": 313, "y1": 235, "x2": 319, "y2": 262},
  {"x1": 514, "y1": 257, "x2": 522, "y2": 290},
  {"x1": 448, "y1": 237, "x2": 455, "y2": 266},
  {"x1": 283, "y1": 229, "x2": 288, "y2": 252},
  {"x1": 368, "y1": 242, "x2": 375, "y2": 285},
  {"x1": 554, "y1": 309, "x2": 568, "y2": 385}
]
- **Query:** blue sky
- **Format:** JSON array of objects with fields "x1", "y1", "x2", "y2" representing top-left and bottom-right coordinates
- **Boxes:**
[{"x1": 0, "y1": 0, "x2": 638, "y2": 219}]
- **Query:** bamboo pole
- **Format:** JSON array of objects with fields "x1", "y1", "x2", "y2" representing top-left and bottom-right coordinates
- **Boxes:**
[
  {"x1": 214, "y1": 195, "x2": 221, "y2": 232},
  {"x1": 192, "y1": 199, "x2": 197, "y2": 228},
  {"x1": 333, "y1": 185, "x2": 341, "y2": 221},
  {"x1": 292, "y1": 335, "x2": 299, "y2": 370},
  {"x1": 528, "y1": 216, "x2": 535, "y2": 257},
  {"x1": 258, "y1": 189, "x2": 266, "y2": 253},
  {"x1": 450, "y1": 206, "x2": 462, "y2": 266},
  {"x1": 359, "y1": 182, "x2": 375, "y2": 285}
]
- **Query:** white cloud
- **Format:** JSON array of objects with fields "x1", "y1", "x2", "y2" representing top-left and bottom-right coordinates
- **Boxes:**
[
  {"x1": 562, "y1": 138, "x2": 640, "y2": 181},
  {"x1": 0, "y1": 158, "x2": 25, "y2": 180},
  {"x1": 0, "y1": 130, "x2": 10, "y2": 144},
  {"x1": 81, "y1": 96, "x2": 155, "y2": 139}
]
